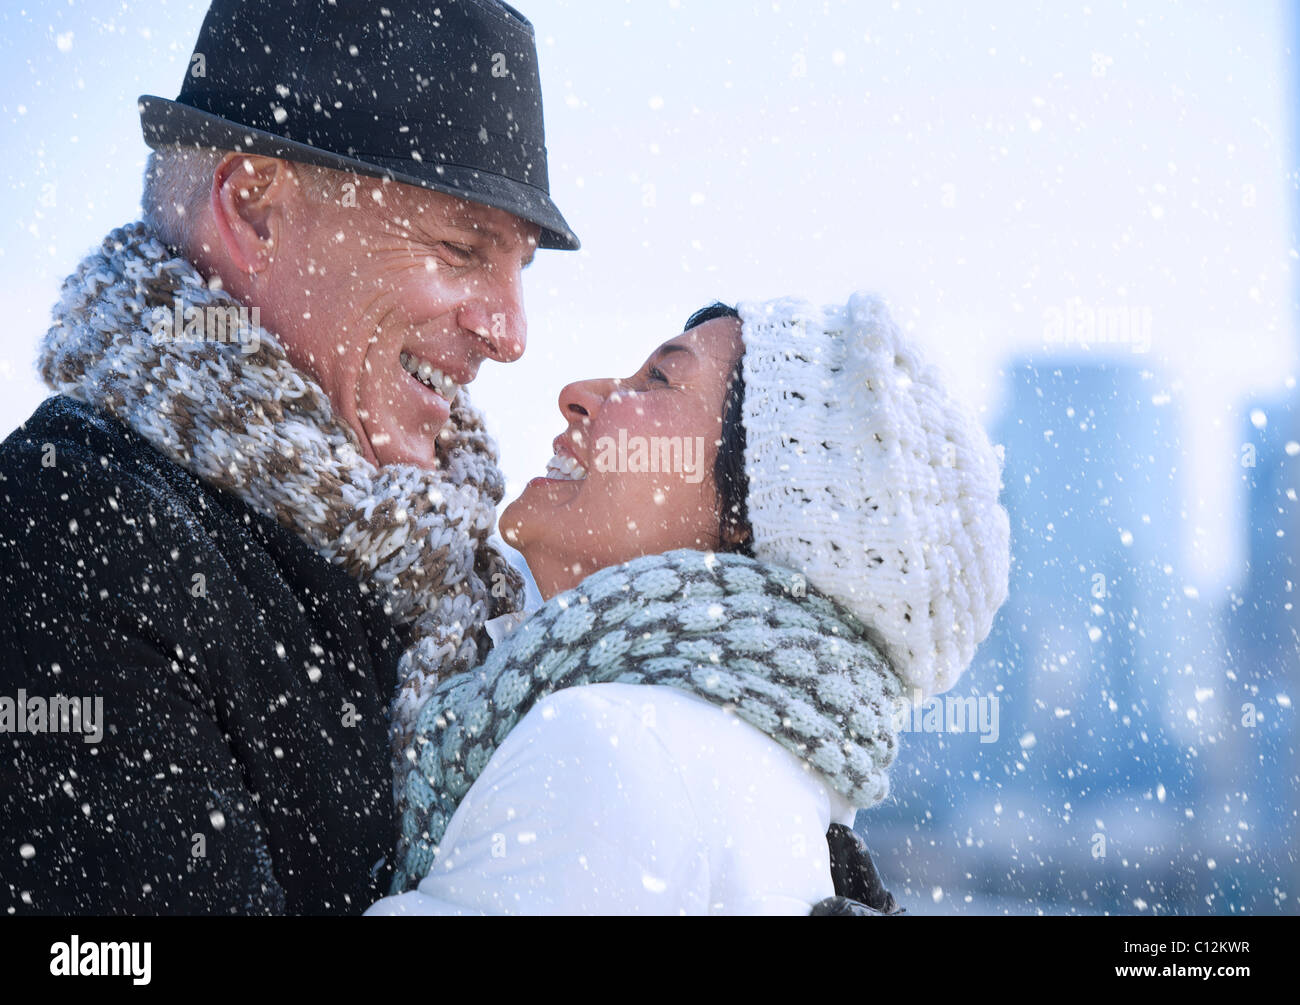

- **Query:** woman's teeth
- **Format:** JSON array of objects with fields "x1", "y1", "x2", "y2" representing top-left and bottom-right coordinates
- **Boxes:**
[
  {"x1": 400, "y1": 351, "x2": 459, "y2": 401},
  {"x1": 545, "y1": 453, "x2": 587, "y2": 481}
]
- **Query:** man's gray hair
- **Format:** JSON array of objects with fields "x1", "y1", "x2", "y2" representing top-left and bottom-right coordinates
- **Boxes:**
[
  {"x1": 141, "y1": 146, "x2": 338, "y2": 249},
  {"x1": 140, "y1": 146, "x2": 227, "y2": 248}
]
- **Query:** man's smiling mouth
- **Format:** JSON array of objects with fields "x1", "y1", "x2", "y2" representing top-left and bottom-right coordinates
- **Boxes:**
[{"x1": 400, "y1": 350, "x2": 461, "y2": 402}]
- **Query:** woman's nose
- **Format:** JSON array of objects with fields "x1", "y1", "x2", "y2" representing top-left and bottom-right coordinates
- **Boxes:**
[{"x1": 558, "y1": 377, "x2": 619, "y2": 424}]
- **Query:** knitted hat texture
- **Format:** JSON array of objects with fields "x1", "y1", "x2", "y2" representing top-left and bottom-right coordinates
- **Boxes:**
[{"x1": 736, "y1": 291, "x2": 1011, "y2": 699}]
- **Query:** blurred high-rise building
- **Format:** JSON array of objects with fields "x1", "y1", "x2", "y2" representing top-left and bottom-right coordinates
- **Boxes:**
[
  {"x1": 1219, "y1": 391, "x2": 1299, "y2": 899},
  {"x1": 872, "y1": 353, "x2": 1235, "y2": 913}
]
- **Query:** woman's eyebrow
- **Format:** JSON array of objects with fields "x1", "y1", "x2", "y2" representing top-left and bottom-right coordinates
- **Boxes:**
[{"x1": 655, "y1": 344, "x2": 694, "y2": 360}]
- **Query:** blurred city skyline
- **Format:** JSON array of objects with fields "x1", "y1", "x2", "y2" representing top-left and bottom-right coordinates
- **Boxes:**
[{"x1": 864, "y1": 355, "x2": 1295, "y2": 914}]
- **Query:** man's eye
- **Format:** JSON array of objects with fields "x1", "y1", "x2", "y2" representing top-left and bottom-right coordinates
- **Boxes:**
[{"x1": 439, "y1": 242, "x2": 474, "y2": 265}]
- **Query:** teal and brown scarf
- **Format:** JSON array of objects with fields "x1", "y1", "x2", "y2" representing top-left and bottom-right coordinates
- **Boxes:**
[{"x1": 393, "y1": 548, "x2": 906, "y2": 893}]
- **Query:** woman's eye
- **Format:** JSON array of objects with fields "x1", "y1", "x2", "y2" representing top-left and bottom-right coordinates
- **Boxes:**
[{"x1": 648, "y1": 365, "x2": 670, "y2": 384}]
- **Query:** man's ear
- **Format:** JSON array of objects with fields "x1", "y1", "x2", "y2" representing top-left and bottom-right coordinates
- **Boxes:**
[{"x1": 209, "y1": 154, "x2": 299, "y2": 275}]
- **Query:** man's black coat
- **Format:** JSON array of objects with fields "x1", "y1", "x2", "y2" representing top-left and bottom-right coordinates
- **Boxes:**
[{"x1": 0, "y1": 396, "x2": 404, "y2": 914}]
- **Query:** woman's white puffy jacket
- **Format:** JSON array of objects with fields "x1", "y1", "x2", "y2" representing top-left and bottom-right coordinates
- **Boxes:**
[{"x1": 366, "y1": 681, "x2": 858, "y2": 916}]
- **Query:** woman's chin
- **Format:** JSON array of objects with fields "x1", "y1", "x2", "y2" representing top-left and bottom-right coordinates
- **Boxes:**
[
  {"x1": 502, "y1": 478, "x2": 582, "y2": 542},
  {"x1": 499, "y1": 498, "x2": 529, "y2": 551},
  {"x1": 500, "y1": 490, "x2": 552, "y2": 553}
]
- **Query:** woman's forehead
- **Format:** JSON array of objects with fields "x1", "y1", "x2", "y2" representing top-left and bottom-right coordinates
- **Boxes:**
[{"x1": 657, "y1": 316, "x2": 743, "y2": 361}]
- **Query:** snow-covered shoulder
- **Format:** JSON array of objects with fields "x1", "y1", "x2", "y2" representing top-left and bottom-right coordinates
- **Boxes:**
[{"x1": 366, "y1": 682, "x2": 855, "y2": 916}]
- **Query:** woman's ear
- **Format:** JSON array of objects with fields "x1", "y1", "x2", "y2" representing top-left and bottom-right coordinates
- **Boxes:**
[{"x1": 720, "y1": 521, "x2": 752, "y2": 550}]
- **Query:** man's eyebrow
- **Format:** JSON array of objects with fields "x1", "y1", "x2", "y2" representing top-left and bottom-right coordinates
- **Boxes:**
[{"x1": 437, "y1": 218, "x2": 501, "y2": 242}]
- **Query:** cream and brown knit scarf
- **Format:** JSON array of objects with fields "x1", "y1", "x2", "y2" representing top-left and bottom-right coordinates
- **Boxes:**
[{"x1": 37, "y1": 223, "x2": 525, "y2": 814}]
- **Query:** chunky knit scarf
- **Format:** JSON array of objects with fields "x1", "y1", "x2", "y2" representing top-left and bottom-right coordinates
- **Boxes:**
[
  {"x1": 37, "y1": 223, "x2": 525, "y2": 813},
  {"x1": 392, "y1": 548, "x2": 906, "y2": 893}
]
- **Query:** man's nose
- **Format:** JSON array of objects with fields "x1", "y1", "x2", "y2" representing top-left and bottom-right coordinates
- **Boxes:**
[{"x1": 456, "y1": 271, "x2": 527, "y2": 362}]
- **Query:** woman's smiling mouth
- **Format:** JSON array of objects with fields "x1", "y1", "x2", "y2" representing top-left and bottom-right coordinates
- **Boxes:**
[{"x1": 543, "y1": 452, "x2": 588, "y2": 481}]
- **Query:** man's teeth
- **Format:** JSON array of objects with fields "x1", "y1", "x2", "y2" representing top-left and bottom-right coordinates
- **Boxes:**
[
  {"x1": 400, "y1": 351, "x2": 459, "y2": 400},
  {"x1": 545, "y1": 453, "x2": 587, "y2": 481}
]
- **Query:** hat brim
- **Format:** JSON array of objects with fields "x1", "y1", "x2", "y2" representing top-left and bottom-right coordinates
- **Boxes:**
[{"x1": 138, "y1": 95, "x2": 580, "y2": 252}]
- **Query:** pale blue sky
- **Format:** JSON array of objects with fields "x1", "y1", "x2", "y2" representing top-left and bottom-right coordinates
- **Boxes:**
[{"x1": 0, "y1": 0, "x2": 1293, "y2": 589}]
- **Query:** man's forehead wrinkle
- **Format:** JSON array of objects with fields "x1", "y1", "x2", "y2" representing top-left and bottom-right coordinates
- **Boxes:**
[{"x1": 375, "y1": 213, "x2": 418, "y2": 240}]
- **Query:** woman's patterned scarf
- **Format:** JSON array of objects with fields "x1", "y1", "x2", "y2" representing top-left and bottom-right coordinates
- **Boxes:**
[{"x1": 393, "y1": 548, "x2": 906, "y2": 893}]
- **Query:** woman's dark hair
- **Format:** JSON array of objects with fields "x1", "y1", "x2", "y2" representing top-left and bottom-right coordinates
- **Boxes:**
[{"x1": 684, "y1": 302, "x2": 753, "y2": 557}]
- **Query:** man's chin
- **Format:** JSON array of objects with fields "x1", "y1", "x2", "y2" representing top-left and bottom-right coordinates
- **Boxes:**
[
  {"x1": 360, "y1": 405, "x2": 453, "y2": 469},
  {"x1": 357, "y1": 380, "x2": 454, "y2": 469},
  {"x1": 366, "y1": 427, "x2": 444, "y2": 470}
]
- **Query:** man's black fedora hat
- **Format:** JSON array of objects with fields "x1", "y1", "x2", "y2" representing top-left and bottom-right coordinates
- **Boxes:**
[{"x1": 139, "y1": 0, "x2": 579, "y2": 250}]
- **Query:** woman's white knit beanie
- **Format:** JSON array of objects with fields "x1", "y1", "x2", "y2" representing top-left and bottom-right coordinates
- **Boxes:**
[{"x1": 736, "y1": 291, "x2": 1011, "y2": 699}]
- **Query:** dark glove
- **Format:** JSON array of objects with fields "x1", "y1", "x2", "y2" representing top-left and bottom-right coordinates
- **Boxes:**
[{"x1": 809, "y1": 823, "x2": 906, "y2": 917}]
